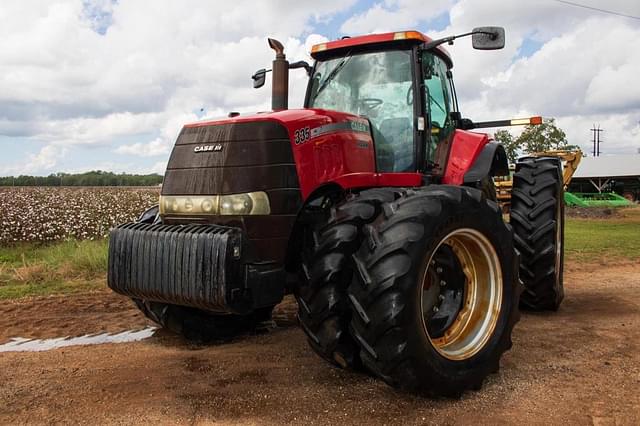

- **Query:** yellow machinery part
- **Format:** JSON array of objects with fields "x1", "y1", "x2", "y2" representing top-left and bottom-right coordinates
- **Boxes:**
[{"x1": 494, "y1": 150, "x2": 583, "y2": 217}]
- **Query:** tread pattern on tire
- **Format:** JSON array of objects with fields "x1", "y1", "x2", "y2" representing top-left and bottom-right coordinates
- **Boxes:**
[
  {"x1": 347, "y1": 185, "x2": 521, "y2": 396},
  {"x1": 511, "y1": 157, "x2": 564, "y2": 311},
  {"x1": 296, "y1": 188, "x2": 400, "y2": 368}
]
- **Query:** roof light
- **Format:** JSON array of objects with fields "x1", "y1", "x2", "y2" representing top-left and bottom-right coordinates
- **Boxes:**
[
  {"x1": 510, "y1": 116, "x2": 543, "y2": 126},
  {"x1": 405, "y1": 31, "x2": 426, "y2": 41},
  {"x1": 311, "y1": 43, "x2": 327, "y2": 53},
  {"x1": 394, "y1": 31, "x2": 425, "y2": 41}
]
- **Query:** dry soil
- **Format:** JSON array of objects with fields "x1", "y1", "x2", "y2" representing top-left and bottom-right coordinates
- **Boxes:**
[{"x1": 0, "y1": 261, "x2": 639, "y2": 425}]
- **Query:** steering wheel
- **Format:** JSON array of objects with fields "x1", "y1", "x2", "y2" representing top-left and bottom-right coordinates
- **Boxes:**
[{"x1": 359, "y1": 98, "x2": 383, "y2": 111}]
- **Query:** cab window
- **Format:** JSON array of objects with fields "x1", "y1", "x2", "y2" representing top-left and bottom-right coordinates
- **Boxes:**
[{"x1": 422, "y1": 52, "x2": 454, "y2": 169}]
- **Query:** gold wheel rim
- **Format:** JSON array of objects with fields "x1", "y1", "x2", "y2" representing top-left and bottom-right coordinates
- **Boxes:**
[{"x1": 419, "y1": 228, "x2": 503, "y2": 361}]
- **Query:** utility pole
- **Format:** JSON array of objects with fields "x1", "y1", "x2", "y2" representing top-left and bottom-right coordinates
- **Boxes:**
[{"x1": 591, "y1": 124, "x2": 603, "y2": 157}]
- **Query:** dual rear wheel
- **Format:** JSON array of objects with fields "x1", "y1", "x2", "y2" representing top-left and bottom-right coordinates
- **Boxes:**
[{"x1": 297, "y1": 185, "x2": 521, "y2": 396}]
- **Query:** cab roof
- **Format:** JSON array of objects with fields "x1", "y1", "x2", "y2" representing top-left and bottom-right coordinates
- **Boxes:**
[{"x1": 310, "y1": 30, "x2": 452, "y2": 65}]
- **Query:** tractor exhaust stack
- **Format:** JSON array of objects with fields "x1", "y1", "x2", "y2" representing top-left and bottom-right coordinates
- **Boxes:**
[{"x1": 268, "y1": 38, "x2": 289, "y2": 110}]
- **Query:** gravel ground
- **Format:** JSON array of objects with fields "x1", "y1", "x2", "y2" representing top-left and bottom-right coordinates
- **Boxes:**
[{"x1": 0, "y1": 261, "x2": 639, "y2": 425}]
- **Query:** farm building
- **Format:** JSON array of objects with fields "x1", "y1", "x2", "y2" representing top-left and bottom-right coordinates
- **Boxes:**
[{"x1": 569, "y1": 154, "x2": 640, "y2": 202}]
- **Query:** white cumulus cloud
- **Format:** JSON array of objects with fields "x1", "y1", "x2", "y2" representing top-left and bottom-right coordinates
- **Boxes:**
[{"x1": 1, "y1": 0, "x2": 639, "y2": 176}]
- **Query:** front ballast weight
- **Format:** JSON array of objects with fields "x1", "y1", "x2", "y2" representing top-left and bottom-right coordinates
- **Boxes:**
[{"x1": 108, "y1": 222, "x2": 284, "y2": 315}]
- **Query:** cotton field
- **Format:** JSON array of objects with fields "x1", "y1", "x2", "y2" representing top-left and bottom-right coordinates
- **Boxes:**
[{"x1": 0, "y1": 187, "x2": 159, "y2": 244}]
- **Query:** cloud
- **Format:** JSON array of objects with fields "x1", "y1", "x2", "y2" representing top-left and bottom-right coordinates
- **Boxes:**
[
  {"x1": 431, "y1": 1, "x2": 640, "y2": 156},
  {"x1": 0, "y1": 144, "x2": 67, "y2": 175},
  {"x1": 477, "y1": 17, "x2": 640, "y2": 116},
  {"x1": 114, "y1": 139, "x2": 170, "y2": 157},
  {"x1": 0, "y1": 1, "x2": 353, "y2": 175},
  {"x1": 1, "y1": 0, "x2": 639, "y2": 176},
  {"x1": 340, "y1": 0, "x2": 454, "y2": 34}
]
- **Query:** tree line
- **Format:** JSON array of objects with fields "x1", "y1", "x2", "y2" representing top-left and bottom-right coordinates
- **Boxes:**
[
  {"x1": 494, "y1": 118, "x2": 580, "y2": 163},
  {"x1": 0, "y1": 170, "x2": 163, "y2": 187}
]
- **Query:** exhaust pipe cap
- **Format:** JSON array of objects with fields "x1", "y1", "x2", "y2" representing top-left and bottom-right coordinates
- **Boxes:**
[{"x1": 268, "y1": 38, "x2": 285, "y2": 59}]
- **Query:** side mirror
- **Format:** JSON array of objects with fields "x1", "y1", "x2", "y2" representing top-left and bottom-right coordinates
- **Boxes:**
[
  {"x1": 472, "y1": 27, "x2": 505, "y2": 50},
  {"x1": 252, "y1": 69, "x2": 267, "y2": 88}
]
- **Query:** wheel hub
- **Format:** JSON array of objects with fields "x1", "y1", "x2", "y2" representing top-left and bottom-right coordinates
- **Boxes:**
[
  {"x1": 419, "y1": 228, "x2": 503, "y2": 361},
  {"x1": 422, "y1": 246, "x2": 466, "y2": 338}
]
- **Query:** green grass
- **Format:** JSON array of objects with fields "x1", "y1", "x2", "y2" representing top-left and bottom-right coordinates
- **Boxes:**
[
  {"x1": 565, "y1": 215, "x2": 640, "y2": 261},
  {"x1": 0, "y1": 239, "x2": 108, "y2": 300},
  {"x1": 0, "y1": 279, "x2": 103, "y2": 300},
  {"x1": 0, "y1": 208, "x2": 638, "y2": 300}
]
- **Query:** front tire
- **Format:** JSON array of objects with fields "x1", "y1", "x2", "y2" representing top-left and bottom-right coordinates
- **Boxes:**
[
  {"x1": 296, "y1": 189, "x2": 398, "y2": 368},
  {"x1": 511, "y1": 157, "x2": 565, "y2": 310},
  {"x1": 348, "y1": 186, "x2": 520, "y2": 396}
]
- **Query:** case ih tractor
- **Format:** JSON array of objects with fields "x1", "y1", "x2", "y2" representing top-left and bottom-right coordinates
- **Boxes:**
[{"x1": 108, "y1": 27, "x2": 565, "y2": 396}]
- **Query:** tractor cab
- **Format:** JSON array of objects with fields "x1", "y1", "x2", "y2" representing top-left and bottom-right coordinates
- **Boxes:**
[
  {"x1": 305, "y1": 29, "x2": 506, "y2": 178},
  {"x1": 305, "y1": 33, "x2": 457, "y2": 174}
]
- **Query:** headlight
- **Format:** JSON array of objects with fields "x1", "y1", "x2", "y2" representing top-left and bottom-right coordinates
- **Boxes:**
[
  {"x1": 220, "y1": 192, "x2": 270, "y2": 215},
  {"x1": 219, "y1": 194, "x2": 253, "y2": 215},
  {"x1": 159, "y1": 191, "x2": 270, "y2": 216}
]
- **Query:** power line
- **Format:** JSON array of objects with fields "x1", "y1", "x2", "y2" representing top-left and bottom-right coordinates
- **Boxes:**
[
  {"x1": 552, "y1": 0, "x2": 640, "y2": 20},
  {"x1": 591, "y1": 124, "x2": 603, "y2": 157}
]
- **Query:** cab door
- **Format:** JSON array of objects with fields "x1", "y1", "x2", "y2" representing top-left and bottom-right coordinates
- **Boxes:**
[{"x1": 421, "y1": 51, "x2": 456, "y2": 176}]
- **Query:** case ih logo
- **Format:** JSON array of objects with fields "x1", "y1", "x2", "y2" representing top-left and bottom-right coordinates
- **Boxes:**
[{"x1": 194, "y1": 144, "x2": 223, "y2": 153}]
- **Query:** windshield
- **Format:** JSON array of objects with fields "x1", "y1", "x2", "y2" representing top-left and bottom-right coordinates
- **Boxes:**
[{"x1": 307, "y1": 50, "x2": 415, "y2": 172}]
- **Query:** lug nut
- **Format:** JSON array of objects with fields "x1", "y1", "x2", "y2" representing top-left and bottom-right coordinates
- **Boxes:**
[
  {"x1": 433, "y1": 306, "x2": 439, "y2": 313},
  {"x1": 440, "y1": 280, "x2": 447, "y2": 287},
  {"x1": 439, "y1": 295, "x2": 445, "y2": 301},
  {"x1": 436, "y1": 267, "x2": 443, "y2": 274}
]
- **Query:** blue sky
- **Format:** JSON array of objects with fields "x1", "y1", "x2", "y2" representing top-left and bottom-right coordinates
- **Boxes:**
[{"x1": 0, "y1": 0, "x2": 638, "y2": 176}]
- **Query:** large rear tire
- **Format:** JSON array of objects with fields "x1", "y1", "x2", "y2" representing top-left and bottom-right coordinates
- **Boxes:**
[
  {"x1": 296, "y1": 188, "x2": 398, "y2": 368},
  {"x1": 511, "y1": 157, "x2": 564, "y2": 310},
  {"x1": 348, "y1": 186, "x2": 520, "y2": 396}
]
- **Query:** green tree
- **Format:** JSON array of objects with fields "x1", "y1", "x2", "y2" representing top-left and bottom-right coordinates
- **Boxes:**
[
  {"x1": 516, "y1": 118, "x2": 579, "y2": 153},
  {"x1": 493, "y1": 129, "x2": 521, "y2": 163},
  {"x1": 0, "y1": 170, "x2": 163, "y2": 186}
]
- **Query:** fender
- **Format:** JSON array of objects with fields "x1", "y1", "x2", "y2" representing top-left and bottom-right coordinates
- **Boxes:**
[
  {"x1": 442, "y1": 129, "x2": 489, "y2": 185},
  {"x1": 462, "y1": 142, "x2": 509, "y2": 186}
]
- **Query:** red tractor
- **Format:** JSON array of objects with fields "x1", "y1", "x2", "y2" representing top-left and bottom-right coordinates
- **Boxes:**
[{"x1": 108, "y1": 27, "x2": 565, "y2": 396}]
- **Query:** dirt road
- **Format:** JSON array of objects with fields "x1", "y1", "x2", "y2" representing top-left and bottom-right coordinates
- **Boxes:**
[{"x1": 1, "y1": 261, "x2": 639, "y2": 425}]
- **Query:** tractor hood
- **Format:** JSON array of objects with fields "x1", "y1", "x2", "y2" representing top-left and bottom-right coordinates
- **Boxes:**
[
  {"x1": 161, "y1": 109, "x2": 305, "y2": 197},
  {"x1": 161, "y1": 108, "x2": 373, "y2": 198},
  {"x1": 159, "y1": 107, "x2": 377, "y2": 264}
]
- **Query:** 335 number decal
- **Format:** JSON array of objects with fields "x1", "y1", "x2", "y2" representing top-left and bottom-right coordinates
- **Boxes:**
[{"x1": 294, "y1": 127, "x2": 310, "y2": 145}]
